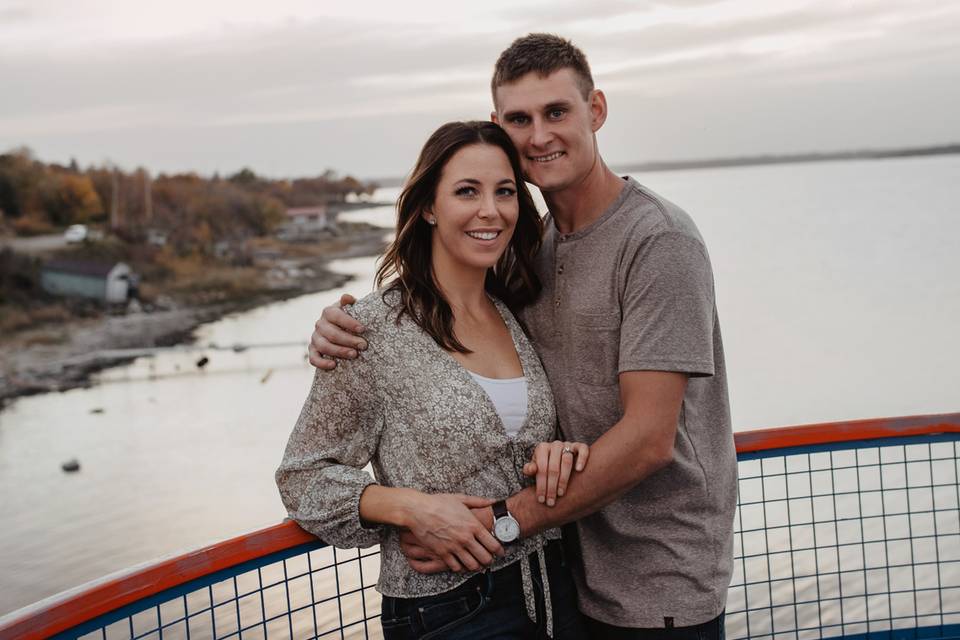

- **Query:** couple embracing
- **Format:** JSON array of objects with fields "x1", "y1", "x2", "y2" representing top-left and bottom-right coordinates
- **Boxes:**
[{"x1": 276, "y1": 33, "x2": 737, "y2": 640}]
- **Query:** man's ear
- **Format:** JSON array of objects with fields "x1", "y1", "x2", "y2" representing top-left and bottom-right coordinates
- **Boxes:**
[
  {"x1": 589, "y1": 89, "x2": 608, "y2": 132},
  {"x1": 490, "y1": 110, "x2": 499, "y2": 124}
]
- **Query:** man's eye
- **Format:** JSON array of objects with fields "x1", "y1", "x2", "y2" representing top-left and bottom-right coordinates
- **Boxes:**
[
  {"x1": 508, "y1": 115, "x2": 529, "y2": 125},
  {"x1": 548, "y1": 109, "x2": 566, "y2": 119}
]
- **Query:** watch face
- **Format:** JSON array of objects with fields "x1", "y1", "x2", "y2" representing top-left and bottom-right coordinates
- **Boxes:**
[{"x1": 494, "y1": 516, "x2": 520, "y2": 543}]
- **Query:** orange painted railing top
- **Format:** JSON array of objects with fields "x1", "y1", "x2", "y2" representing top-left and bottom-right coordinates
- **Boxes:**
[
  {"x1": 1, "y1": 412, "x2": 958, "y2": 640},
  {"x1": 733, "y1": 412, "x2": 960, "y2": 454},
  {"x1": 0, "y1": 521, "x2": 317, "y2": 640}
]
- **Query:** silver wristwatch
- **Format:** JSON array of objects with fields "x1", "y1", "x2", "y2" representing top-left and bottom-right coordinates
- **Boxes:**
[{"x1": 491, "y1": 500, "x2": 520, "y2": 543}]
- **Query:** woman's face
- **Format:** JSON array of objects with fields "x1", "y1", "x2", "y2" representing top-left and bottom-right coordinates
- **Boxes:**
[{"x1": 425, "y1": 143, "x2": 520, "y2": 273}]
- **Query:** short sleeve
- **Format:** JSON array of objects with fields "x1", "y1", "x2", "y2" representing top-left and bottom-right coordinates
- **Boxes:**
[
  {"x1": 275, "y1": 348, "x2": 386, "y2": 549},
  {"x1": 618, "y1": 231, "x2": 716, "y2": 377}
]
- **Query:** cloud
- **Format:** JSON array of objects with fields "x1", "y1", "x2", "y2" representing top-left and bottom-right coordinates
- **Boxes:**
[
  {"x1": 0, "y1": 18, "x2": 499, "y2": 131},
  {"x1": 1, "y1": 0, "x2": 958, "y2": 177},
  {"x1": 0, "y1": 5, "x2": 32, "y2": 22}
]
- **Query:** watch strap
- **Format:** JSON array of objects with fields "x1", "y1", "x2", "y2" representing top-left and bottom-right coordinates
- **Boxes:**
[{"x1": 492, "y1": 499, "x2": 509, "y2": 520}]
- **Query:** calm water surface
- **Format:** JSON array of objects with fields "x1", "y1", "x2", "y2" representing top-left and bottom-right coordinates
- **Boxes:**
[{"x1": 1, "y1": 155, "x2": 958, "y2": 615}]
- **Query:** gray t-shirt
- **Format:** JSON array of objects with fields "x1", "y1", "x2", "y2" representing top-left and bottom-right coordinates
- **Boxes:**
[{"x1": 520, "y1": 177, "x2": 736, "y2": 628}]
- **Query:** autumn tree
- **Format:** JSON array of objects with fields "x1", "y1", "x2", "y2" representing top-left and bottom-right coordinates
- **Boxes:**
[{"x1": 40, "y1": 173, "x2": 103, "y2": 225}]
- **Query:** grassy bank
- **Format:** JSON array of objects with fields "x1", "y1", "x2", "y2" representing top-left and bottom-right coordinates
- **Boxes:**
[{"x1": 0, "y1": 223, "x2": 388, "y2": 408}]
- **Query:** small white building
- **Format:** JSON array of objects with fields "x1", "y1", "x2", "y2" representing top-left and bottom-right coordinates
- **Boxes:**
[
  {"x1": 41, "y1": 259, "x2": 133, "y2": 304},
  {"x1": 277, "y1": 206, "x2": 334, "y2": 240}
]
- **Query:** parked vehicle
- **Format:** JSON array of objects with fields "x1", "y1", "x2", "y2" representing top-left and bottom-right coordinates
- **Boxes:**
[{"x1": 63, "y1": 224, "x2": 88, "y2": 243}]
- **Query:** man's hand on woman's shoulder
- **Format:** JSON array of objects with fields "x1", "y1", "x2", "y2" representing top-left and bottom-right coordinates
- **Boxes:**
[{"x1": 308, "y1": 293, "x2": 368, "y2": 369}]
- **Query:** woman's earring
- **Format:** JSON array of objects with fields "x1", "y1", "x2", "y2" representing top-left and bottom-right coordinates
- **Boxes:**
[{"x1": 427, "y1": 218, "x2": 436, "y2": 226}]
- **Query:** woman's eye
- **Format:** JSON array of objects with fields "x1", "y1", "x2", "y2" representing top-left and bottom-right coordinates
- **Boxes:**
[
  {"x1": 496, "y1": 187, "x2": 517, "y2": 197},
  {"x1": 455, "y1": 186, "x2": 478, "y2": 197}
]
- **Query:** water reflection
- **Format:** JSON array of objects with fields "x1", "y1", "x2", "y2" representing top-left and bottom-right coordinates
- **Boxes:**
[
  {"x1": 3, "y1": 157, "x2": 959, "y2": 618},
  {"x1": 0, "y1": 257, "x2": 384, "y2": 616}
]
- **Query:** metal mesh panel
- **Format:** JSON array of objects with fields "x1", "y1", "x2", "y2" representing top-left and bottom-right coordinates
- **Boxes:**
[
  {"x1": 71, "y1": 546, "x2": 382, "y2": 640},
  {"x1": 57, "y1": 432, "x2": 960, "y2": 639},
  {"x1": 727, "y1": 438, "x2": 960, "y2": 639}
]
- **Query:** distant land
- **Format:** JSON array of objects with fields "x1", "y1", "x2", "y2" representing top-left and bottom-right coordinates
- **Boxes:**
[
  {"x1": 367, "y1": 143, "x2": 960, "y2": 188},
  {"x1": 615, "y1": 143, "x2": 960, "y2": 174}
]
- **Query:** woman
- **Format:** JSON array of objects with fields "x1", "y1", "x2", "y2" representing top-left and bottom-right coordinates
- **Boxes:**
[{"x1": 276, "y1": 121, "x2": 587, "y2": 639}]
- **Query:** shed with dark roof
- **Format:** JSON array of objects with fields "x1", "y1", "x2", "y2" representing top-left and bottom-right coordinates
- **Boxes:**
[{"x1": 41, "y1": 259, "x2": 133, "y2": 303}]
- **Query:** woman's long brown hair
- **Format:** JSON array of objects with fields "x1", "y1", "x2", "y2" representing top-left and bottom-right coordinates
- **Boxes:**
[{"x1": 375, "y1": 121, "x2": 543, "y2": 353}]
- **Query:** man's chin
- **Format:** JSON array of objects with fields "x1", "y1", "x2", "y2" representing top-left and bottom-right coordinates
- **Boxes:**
[
  {"x1": 522, "y1": 168, "x2": 559, "y2": 192},
  {"x1": 529, "y1": 176, "x2": 567, "y2": 195}
]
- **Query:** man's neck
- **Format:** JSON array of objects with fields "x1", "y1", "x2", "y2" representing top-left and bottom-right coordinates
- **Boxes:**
[{"x1": 542, "y1": 156, "x2": 625, "y2": 235}]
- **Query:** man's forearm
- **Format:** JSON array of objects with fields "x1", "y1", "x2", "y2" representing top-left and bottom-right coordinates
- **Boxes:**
[
  {"x1": 506, "y1": 416, "x2": 672, "y2": 536},
  {"x1": 506, "y1": 370, "x2": 688, "y2": 537}
]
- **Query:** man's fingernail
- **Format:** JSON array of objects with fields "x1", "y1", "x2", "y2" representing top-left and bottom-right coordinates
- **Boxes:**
[
  {"x1": 538, "y1": 495, "x2": 545, "y2": 503},
  {"x1": 577, "y1": 464, "x2": 583, "y2": 471},
  {"x1": 348, "y1": 350, "x2": 357, "y2": 358}
]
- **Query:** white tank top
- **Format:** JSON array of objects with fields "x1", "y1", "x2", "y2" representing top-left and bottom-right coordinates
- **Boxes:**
[{"x1": 468, "y1": 372, "x2": 528, "y2": 438}]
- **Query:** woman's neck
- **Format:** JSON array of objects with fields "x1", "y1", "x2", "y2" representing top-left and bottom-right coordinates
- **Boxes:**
[{"x1": 430, "y1": 252, "x2": 490, "y2": 318}]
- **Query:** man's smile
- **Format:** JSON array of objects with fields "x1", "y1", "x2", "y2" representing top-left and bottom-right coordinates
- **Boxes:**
[{"x1": 530, "y1": 151, "x2": 565, "y2": 163}]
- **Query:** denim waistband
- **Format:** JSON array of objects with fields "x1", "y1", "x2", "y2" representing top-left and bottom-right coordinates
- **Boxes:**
[{"x1": 382, "y1": 538, "x2": 566, "y2": 610}]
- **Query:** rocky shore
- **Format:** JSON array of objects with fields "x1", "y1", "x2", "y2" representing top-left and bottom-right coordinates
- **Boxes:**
[{"x1": 0, "y1": 227, "x2": 388, "y2": 409}]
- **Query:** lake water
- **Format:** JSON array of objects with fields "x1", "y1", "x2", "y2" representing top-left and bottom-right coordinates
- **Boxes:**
[{"x1": 1, "y1": 155, "x2": 958, "y2": 618}]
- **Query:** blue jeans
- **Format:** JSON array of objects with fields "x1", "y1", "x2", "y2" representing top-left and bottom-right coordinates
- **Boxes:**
[
  {"x1": 583, "y1": 612, "x2": 725, "y2": 640},
  {"x1": 380, "y1": 540, "x2": 587, "y2": 639}
]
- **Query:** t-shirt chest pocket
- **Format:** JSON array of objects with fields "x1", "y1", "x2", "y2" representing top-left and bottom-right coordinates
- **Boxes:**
[{"x1": 569, "y1": 311, "x2": 621, "y2": 387}]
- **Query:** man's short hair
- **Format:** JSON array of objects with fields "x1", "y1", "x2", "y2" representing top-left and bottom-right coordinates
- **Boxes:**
[{"x1": 491, "y1": 33, "x2": 594, "y2": 105}]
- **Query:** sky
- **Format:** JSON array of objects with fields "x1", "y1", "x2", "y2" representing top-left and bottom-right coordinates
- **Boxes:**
[{"x1": 2, "y1": 0, "x2": 959, "y2": 179}]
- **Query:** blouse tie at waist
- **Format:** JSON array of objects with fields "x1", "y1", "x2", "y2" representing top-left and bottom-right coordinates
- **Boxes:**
[{"x1": 517, "y1": 534, "x2": 554, "y2": 637}]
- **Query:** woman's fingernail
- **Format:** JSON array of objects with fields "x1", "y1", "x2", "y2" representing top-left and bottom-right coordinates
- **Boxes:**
[
  {"x1": 547, "y1": 499, "x2": 555, "y2": 507},
  {"x1": 558, "y1": 489, "x2": 564, "y2": 496},
  {"x1": 538, "y1": 495, "x2": 545, "y2": 503}
]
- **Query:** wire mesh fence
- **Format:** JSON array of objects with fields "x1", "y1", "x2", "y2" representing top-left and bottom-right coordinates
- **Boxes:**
[
  {"x1": 727, "y1": 436, "x2": 960, "y2": 639},
  {"x1": 72, "y1": 546, "x2": 382, "y2": 640},
  {"x1": 33, "y1": 428, "x2": 960, "y2": 639}
]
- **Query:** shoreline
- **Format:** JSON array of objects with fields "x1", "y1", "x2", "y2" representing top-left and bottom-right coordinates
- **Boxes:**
[{"x1": 0, "y1": 229, "x2": 388, "y2": 411}]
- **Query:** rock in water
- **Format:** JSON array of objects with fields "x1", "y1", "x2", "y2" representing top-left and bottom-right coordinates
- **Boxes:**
[{"x1": 61, "y1": 458, "x2": 80, "y2": 473}]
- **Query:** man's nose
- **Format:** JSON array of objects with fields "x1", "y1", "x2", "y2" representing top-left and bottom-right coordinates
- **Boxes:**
[{"x1": 531, "y1": 119, "x2": 553, "y2": 148}]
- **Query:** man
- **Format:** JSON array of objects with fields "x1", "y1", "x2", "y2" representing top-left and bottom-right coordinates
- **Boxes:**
[{"x1": 309, "y1": 34, "x2": 736, "y2": 637}]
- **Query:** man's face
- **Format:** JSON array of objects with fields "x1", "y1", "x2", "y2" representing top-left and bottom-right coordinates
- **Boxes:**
[{"x1": 493, "y1": 68, "x2": 602, "y2": 194}]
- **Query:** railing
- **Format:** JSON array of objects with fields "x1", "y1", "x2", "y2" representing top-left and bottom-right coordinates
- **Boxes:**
[
  {"x1": 1, "y1": 413, "x2": 958, "y2": 640},
  {"x1": 727, "y1": 414, "x2": 960, "y2": 639}
]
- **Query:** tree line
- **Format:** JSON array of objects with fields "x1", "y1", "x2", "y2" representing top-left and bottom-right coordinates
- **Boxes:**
[{"x1": 0, "y1": 147, "x2": 378, "y2": 247}]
